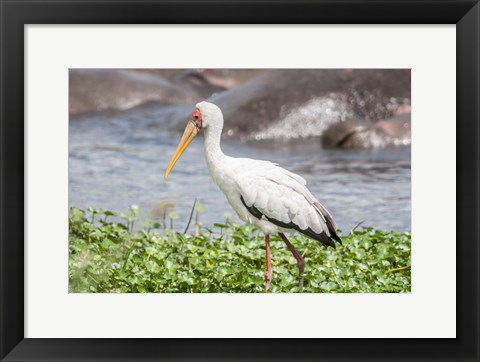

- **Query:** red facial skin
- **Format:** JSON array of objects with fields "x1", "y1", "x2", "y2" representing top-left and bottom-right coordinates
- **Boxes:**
[{"x1": 192, "y1": 108, "x2": 202, "y2": 129}]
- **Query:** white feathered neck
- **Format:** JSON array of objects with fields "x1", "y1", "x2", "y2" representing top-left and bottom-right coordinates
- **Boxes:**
[{"x1": 196, "y1": 101, "x2": 228, "y2": 173}]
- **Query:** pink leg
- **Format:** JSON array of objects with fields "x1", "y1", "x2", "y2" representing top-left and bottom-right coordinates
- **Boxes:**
[
  {"x1": 279, "y1": 233, "x2": 305, "y2": 292},
  {"x1": 265, "y1": 234, "x2": 272, "y2": 290}
]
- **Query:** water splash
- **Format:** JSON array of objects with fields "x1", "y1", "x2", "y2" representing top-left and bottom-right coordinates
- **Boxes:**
[{"x1": 250, "y1": 95, "x2": 354, "y2": 140}]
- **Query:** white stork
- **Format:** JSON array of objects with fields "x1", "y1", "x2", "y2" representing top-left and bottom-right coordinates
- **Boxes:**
[{"x1": 165, "y1": 101, "x2": 342, "y2": 292}]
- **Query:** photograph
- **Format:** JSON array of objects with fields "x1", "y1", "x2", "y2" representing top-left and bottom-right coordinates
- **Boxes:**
[
  {"x1": 68, "y1": 68, "x2": 411, "y2": 293},
  {"x1": 2, "y1": 0, "x2": 478, "y2": 358}
]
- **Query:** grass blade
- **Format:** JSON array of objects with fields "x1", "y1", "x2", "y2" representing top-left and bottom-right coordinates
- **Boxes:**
[{"x1": 183, "y1": 198, "x2": 197, "y2": 234}]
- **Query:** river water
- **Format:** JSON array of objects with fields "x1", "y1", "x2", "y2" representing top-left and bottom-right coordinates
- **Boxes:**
[{"x1": 69, "y1": 106, "x2": 411, "y2": 233}]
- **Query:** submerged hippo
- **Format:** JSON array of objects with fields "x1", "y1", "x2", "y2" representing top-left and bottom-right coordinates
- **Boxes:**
[
  {"x1": 204, "y1": 69, "x2": 411, "y2": 140},
  {"x1": 70, "y1": 68, "x2": 411, "y2": 149},
  {"x1": 69, "y1": 69, "x2": 263, "y2": 116},
  {"x1": 69, "y1": 69, "x2": 202, "y2": 116},
  {"x1": 321, "y1": 112, "x2": 411, "y2": 149}
]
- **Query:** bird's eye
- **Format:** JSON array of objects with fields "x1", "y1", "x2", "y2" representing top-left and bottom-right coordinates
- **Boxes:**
[{"x1": 192, "y1": 108, "x2": 203, "y2": 129}]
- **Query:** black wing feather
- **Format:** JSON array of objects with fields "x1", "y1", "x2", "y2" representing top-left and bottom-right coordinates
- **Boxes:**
[{"x1": 240, "y1": 195, "x2": 341, "y2": 248}]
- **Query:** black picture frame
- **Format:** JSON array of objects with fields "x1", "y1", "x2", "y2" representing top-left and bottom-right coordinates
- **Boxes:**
[{"x1": 1, "y1": 1, "x2": 479, "y2": 361}]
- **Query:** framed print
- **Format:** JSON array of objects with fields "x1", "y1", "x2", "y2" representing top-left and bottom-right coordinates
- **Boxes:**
[{"x1": 1, "y1": 1, "x2": 479, "y2": 361}]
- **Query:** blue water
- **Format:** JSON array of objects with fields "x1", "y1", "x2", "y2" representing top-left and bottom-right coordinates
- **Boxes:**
[{"x1": 69, "y1": 109, "x2": 411, "y2": 233}]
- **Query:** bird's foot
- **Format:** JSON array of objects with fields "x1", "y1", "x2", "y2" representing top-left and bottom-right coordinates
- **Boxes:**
[{"x1": 298, "y1": 276, "x2": 304, "y2": 293}]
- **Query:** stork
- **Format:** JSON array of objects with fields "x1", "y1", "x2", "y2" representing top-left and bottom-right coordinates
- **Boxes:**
[{"x1": 165, "y1": 101, "x2": 342, "y2": 292}]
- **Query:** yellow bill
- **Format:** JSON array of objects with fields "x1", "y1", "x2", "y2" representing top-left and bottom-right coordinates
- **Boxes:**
[{"x1": 164, "y1": 121, "x2": 198, "y2": 179}]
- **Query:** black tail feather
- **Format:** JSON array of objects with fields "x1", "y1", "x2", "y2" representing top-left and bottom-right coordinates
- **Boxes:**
[{"x1": 325, "y1": 217, "x2": 342, "y2": 245}]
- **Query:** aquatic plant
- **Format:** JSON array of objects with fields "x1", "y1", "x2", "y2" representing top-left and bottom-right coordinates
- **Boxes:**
[{"x1": 69, "y1": 207, "x2": 411, "y2": 293}]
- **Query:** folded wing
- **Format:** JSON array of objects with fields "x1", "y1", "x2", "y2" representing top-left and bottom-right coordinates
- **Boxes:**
[{"x1": 235, "y1": 161, "x2": 341, "y2": 248}]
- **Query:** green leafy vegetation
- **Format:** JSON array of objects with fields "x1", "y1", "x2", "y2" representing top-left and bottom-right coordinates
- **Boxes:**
[{"x1": 69, "y1": 206, "x2": 411, "y2": 293}]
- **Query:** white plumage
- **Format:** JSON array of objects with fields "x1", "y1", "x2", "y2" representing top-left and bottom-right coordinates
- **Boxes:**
[
  {"x1": 165, "y1": 101, "x2": 341, "y2": 291},
  {"x1": 218, "y1": 159, "x2": 329, "y2": 234}
]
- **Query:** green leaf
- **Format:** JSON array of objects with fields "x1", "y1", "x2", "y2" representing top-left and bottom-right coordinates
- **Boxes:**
[{"x1": 69, "y1": 207, "x2": 411, "y2": 293}]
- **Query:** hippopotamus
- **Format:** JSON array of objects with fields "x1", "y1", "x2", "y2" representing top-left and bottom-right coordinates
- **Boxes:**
[
  {"x1": 171, "y1": 69, "x2": 264, "y2": 97},
  {"x1": 321, "y1": 111, "x2": 411, "y2": 149},
  {"x1": 202, "y1": 69, "x2": 411, "y2": 140},
  {"x1": 70, "y1": 68, "x2": 411, "y2": 149},
  {"x1": 69, "y1": 69, "x2": 202, "y2": 116},
  {"x1": 69, "y1": 69, "x2": 264, "y2": 116}
]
